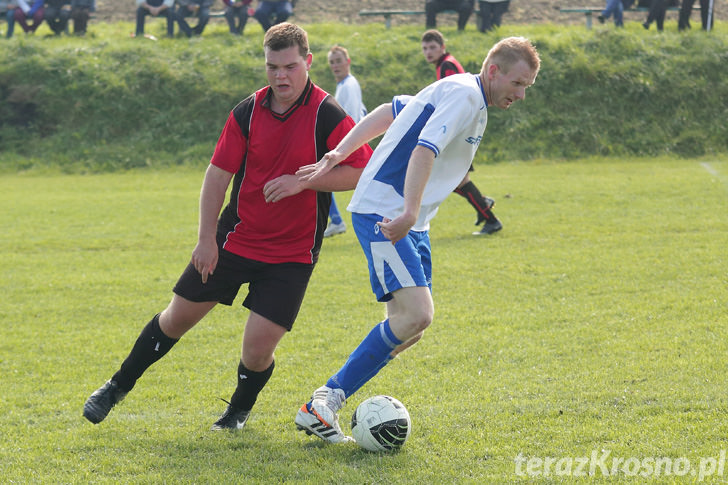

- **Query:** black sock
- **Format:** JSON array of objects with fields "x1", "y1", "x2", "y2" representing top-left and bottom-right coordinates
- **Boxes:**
[
  {"x1": 112, "y1": 314, "x2": 179, "y2": 392},
  {"x1": 454, "y1": 181, "x2": 495, "y2": 222},
  {"x1": 229, "y1": 360, "x2": 275, "y2": 411}
]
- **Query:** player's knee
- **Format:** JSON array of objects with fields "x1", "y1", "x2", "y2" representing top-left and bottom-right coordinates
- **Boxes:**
[
  {"x1": 408, "y1": 307, "x2": 433, "y2": 334},
  {"x1": 242, "y1": 352, "x2": 274, "y2": 372}
]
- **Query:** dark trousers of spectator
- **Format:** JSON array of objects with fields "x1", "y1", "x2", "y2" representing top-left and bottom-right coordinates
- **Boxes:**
[
  {"x1": 426, "y1": 0, "x2": 474, "y2": 30},
  {"x1": 478, "y1": 0, "x2": 509, "y2": 32},
  {"x1": 176, "y1": 5, "x2": 210, "y2": 37},
  {"x1": 13, "y1": 7, "x2": 45, "y2": 34},
  {"x1": 678, "y1": 0, "x2": 713, "y2": 30},
  {"x1": 45, "y1": 6, "x2": 71, "y2": 35},
  {"x1": 136, "y1": 7, "x2": 175, "y2": 37},
  {"x1": 6, "y1": 8, "x2": 16, "y2": 37},
  {"x1": 643, "y1": 0, "x2": 667, "y2": 30},
  {"x1": 71, "y1": 7, "x2": 91, "y2": 35},
  {"x1": 225, "y1": 5, "x2": 249, "y2": 34},
  {"x1": 254, "y1": 1, "x2": 292, "y2": 32}
]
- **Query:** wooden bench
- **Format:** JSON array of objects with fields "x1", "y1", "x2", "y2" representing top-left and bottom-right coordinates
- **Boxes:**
[
  {"x1": 359, "y1": 9, "x2": 476, "y2": 29},
  {"x1": 559, "y1": 6, "x2": 698, "y2": 29}
]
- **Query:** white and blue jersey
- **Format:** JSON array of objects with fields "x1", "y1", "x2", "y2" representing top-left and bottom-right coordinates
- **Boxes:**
[
  {"x1": 335, "y1": 74, "x2": 367, "y2": 123},
  {"x1": 348, "y1": 73, "x2": 488, "y2": 232},
  {"x1": 349, "y1": 73, "x2": 488, "y2": 301}
]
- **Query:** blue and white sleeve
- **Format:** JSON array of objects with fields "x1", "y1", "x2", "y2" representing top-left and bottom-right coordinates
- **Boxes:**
[{"x1": 391, "y1": 95, "x2": 414, "y2": 119}]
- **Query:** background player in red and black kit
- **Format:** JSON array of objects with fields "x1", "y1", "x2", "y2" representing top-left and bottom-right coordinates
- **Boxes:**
[
  {"x1": 83, "y1": 23, "x2": 372, "y2": 431},
  {"x1": 421, "y1": 29, "x2": 503, "y2": 235}
]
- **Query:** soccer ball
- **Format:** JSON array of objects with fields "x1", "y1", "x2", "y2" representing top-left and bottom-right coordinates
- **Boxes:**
[{"x1": 351, "y1": 395, "x2": 411, "y2": 452}]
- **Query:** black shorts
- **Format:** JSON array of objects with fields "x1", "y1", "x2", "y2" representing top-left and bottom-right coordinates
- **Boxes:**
[{"x1": 173, "y1": 248, "x2": 314, "y2": 331}]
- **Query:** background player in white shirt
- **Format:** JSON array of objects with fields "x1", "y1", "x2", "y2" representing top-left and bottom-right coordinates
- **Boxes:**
[
  {"x1": 323, "y1": 45, "x2": 368, "y2": 238},
  {"x1": 294, "y1": 36, "x2": 541, "y2": 443}
]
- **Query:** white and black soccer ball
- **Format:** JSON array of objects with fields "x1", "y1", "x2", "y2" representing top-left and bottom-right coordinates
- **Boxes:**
[{"x1": 351, "y1": 395, "x2": 411, "y2": 452}]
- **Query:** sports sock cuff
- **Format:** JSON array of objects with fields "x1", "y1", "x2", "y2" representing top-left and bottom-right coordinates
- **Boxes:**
[
  {"x1": 152, "y1": 313, "x2": 180, "y2": 346},
  {"x1": 381, "y1": 320, "x2": 403, "y2": 348},
  {"x1": 112, "y1": 313, "x2": 178, "y2": 392},
  {"x1": 230, "y1": 360, "x2": 275, "y2": 411}
]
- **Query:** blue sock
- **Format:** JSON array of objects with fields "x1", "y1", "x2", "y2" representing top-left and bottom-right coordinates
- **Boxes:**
[
  {"x1": 346, "y1": 355, "x2": 394, "y2": 397},
  {"x1": 329, "y1": 195, "x2": 343, "y2": 225},
  {"x1": 326, "y1": 320, "x2": 402, "y2": 398}
]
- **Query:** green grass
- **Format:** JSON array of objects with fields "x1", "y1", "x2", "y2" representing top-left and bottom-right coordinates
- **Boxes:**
[
  {"x1": 1, "y1": 20, "x2": 728, "y2": 172},
  {"x1": 1, "y1": 155, "x2": 726, "y2": 482}
]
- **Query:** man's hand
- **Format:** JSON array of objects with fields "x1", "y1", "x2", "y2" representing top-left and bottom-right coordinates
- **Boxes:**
[
  {"x1": 191, "y1": 238, "x2": 218, "y2": 284},
  {"x1": 376, "y1": 213, "x2": 416, "y2": 244},
  {"x1": 296, "y1": 150, "x2": 346, "y2": 183},
  {"x1": 263, "y1": 174, "x2": 305, "y2": 203}
]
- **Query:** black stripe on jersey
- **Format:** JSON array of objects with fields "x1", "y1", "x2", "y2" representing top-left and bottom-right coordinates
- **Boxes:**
[
  {"x1": 311, "y1": 93, "x2": 349, "y2": 258},
  {"x1": 218, "y1": 93, "x2": 256, "y2": 234}
]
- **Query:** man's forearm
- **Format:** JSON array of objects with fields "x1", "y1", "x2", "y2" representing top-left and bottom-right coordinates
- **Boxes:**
[
  {"x1": 305, "y1": 165, "x2": 363, "y2": 192},
  {"x1": 198, "y1": 165, "x2": 233, "y2": 241},
  {"x1": 334, "y1": 103, "x2": 393, "y2": 159},
  {"x1": 401, "y1": 146, "x2": 435, "y2": 222}
]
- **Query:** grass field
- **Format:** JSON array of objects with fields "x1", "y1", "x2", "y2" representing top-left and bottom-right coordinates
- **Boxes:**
[{"x1": 1, "y1": 156, "x2": 726, "y2": 483}]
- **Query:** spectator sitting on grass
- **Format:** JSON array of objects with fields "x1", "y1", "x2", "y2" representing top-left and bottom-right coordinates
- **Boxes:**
[
  {"x1": 135, "y1": 0, "x2": 174, "y2": 38},
  {"x1": 425, "y1": 0, "x2": 474, "y2": 31},
  {"x1": 597, "y1": 0, "x2": 634, "y2": 26},
  {"x1": 223, "y1": 0, "x2": 252, "y2": 35},
  {"x1": 44, "y1": 0, "x2": 70, "y2": 35},
  {"x1": 678, "y1": 0, "x2": 714, "y2": 30},
  {"x1": 8, "y1": 0, "x2": 44, "y2": 36},
  {"x1": 478, "y1": 0, "x2": 510, "y2": 32},
  {"x1": 70, "y1": 0, "x2": 94, "y2": 35},
  {"x1": 254, "y1": 0, "x2": 293, "y2": 32},
  {"x1": 175, "y1": 0, "x2": 213, "y2": 37}
]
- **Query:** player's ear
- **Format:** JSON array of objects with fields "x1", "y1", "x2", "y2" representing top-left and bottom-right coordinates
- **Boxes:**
[
  {"x1": 487, "y1": 63, "x2": 499, "y2": 79},
  {"x1": 306, "y1": 53, "x2": 313, "y2": 70}
]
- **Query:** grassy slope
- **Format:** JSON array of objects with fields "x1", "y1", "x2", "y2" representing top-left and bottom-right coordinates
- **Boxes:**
[
  {"x1": 0, "y1": 21, "x2": 727, "y2": 173},
  {"x1": 1, "y1": 157, "x2": 726, "y2": 482}
]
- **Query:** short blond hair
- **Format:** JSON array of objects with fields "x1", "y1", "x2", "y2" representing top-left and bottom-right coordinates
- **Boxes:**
[
  {"x1": 328, "y1": 45, "x2": 350, "y2": 60},
  {"x1": 484, "y1": 36, "x2": 541, "y2": 74}
]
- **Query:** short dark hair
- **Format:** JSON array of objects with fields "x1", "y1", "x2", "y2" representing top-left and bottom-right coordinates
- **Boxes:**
[
  {"x1": 264, "y1": 22, "x2": 309, "y2": 58},
  {"x1": 421, "y1": 29, "x2": 445, "y2": 46}
]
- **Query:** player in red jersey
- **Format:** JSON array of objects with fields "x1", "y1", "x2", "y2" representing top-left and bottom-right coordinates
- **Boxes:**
[
  {"x1": 421, "y1": 29, "x2": 503, "y2": 235},
  {"x1": 83, "y1": 23, "x2": 372, "y2": 431}
]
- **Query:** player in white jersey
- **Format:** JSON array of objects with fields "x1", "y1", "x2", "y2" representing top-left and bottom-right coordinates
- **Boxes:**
[
  {"x1": 348, "y1": 74, "x2": 487, "y2": 233},
  {"x1": 324, "y1": 45, "x2": 368, "y2": 238},
  {"x1": 294, "y1": 37, "x2": 540, "y2": 443}
]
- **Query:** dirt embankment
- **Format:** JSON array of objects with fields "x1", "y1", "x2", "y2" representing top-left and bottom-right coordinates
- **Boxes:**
[{"x1": 96, "y1": 0, "x2": 722, "y2": 28}]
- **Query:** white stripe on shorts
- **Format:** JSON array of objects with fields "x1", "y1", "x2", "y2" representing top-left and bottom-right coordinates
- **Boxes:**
[{"x1": 370, "y1": 241, "x2": 416, "y2": 295}]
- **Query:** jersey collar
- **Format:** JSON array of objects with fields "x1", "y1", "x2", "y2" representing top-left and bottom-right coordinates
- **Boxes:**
[
  {"x1": 475, "y1": 74, "x2": 488, "y2": 108},
  {"x1": 261, "y1": 79, "x2": 315, "y2": 121}
]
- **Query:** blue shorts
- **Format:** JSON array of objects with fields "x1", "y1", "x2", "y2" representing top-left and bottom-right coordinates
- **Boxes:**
[{"x1": 352, "y1": 212, "x2": 432, "y2": 302}]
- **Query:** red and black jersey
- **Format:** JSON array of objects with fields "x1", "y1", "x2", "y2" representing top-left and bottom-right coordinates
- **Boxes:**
[
  {"x1": 436, "y1": 52, "x2": 465, "y2": 80},
  {"x1": 210, "y1": 80, "x2": 372, "y2": 264}
]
